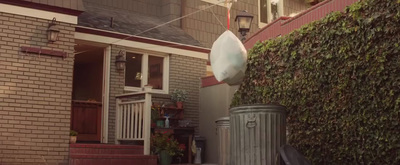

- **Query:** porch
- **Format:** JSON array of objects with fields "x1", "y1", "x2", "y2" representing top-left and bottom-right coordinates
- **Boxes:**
[{"x1": 70, "y1": 90, "x2": 196, "y2": 165}]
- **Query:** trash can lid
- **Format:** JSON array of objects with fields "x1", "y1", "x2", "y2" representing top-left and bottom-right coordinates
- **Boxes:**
[{"x1": 215, "y1": 116, "x2": 230, "y2": 123}]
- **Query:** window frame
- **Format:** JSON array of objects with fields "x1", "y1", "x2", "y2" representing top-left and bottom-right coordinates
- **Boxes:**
[
  {"x1": 124, "y1": 50, "x2": 169, "y2": 94},
  {"x1": 258, "y1": 0, "x2": 284, "y2": 28}
]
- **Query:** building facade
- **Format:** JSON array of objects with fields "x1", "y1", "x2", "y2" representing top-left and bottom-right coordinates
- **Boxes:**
[{"x1": 0, "y1": 0, "x2": 313, "y2": 164}]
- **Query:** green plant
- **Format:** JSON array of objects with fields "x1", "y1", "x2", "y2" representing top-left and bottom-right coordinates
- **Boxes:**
[
  {"x1": 151, "y1": 106, "x2": 160, "y2": 122},
  {"x1": 232, "y1": 0, "x2": 400, "y2": 164},
  {"x1": 170, "y1": 89, "x2": 188, "y2": 102},
  {"x1": 150, "y1": 132, "x2": 185, "y2": 157},
  {"x1": 70, "y1": 130, "x2": 78, "y2": 136}
]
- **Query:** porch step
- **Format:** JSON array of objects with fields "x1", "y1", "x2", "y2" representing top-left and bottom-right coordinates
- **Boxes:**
[
  {"x1": 69, "y1": 154, "x2": 157, "y2": 165},
  {"x1": 69, "y1": 144, "x2": 157, "y2": 165},
  {"x1": 70, "y1": 143, "x2": 144, "y2": 155}
]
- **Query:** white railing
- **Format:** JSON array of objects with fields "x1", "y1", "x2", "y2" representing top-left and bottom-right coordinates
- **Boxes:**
[{"x1": 116, "y1": 90, "x2": 152, "y2": 155}]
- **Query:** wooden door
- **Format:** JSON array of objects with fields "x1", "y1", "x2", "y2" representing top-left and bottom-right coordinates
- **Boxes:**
[{"x1": 71, "y1": 101, "x2": 102, "y2": 142}]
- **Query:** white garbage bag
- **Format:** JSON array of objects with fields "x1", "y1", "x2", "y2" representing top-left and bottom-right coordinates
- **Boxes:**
[{"x1": 210, "y1": 30, "x2": 247, "y2": 85}]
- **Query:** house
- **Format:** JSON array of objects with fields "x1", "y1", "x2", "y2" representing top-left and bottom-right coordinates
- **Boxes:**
[
  {"x1": 199, "y1": 0, "x2": 358, "y2": 163},
  {"x1": 0, "y1": 0, "x2": 271, "y2": 164}
]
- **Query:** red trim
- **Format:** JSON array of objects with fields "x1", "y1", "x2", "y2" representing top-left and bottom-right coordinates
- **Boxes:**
[
  {"x1": 282, "y1": 0, "x2": 330, "y2": 25},
  {"x1": 244, "y1": 16, "x2": 291, "y2": 43},
  {"x1": 70, "y1": 154, "x2": 157, "y2": 159},
  {"x1": 244, "y1": 0, "x2": 358, "y2": 48},
  {"x1": 76, "y1": 27, "x2": 211, "y2": 54},
  {"x1": 201, "y1": 76, "x2": 225, "y2": 88},
  {"x1": 0, "y1": 0, "x2": 83, "y2": 16},
  {"x1": 70, "y1": 143, "x2": 144, "y2": 149},
  {"x1": 21, "y1": 46, "x2": 67, "y2": 58}
]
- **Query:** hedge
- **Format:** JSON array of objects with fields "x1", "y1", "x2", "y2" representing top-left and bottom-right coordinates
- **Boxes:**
[{"x1": 231, "y1": 0, "x2": 400, "y2": 164}]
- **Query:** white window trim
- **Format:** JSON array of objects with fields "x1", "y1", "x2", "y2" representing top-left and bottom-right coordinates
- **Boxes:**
[
  {"x1": 124, "y1": 51, "x2": 170, "y2": 94},
  {"x1": 258, "y1": 0, "x2": 284, "y2": 28}
]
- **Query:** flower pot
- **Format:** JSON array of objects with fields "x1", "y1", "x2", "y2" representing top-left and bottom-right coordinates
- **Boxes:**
[
  {"x1": 176, "y1": 101, "x2": 183, "y2": 109},
  {"x1": 159, "y1": 150, "x2": 172, "y2": 165},
  {"x1": 70, "y1": 136, "x2": 77, "y2": 144}
]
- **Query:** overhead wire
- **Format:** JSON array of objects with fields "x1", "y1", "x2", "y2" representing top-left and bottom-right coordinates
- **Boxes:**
[
  {"x1": 75, "y1": 0, "x2": 233, "y2": 55},
  {"x1": 109, "y1": 1, "x2": 229, "y2": 45}
]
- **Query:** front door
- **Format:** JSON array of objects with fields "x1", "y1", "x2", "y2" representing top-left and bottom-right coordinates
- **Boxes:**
[{"x1": 71, "y1": 44, "x2": 105, "y2": 142}]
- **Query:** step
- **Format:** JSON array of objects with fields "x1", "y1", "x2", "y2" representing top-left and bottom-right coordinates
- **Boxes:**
[
  {"x1": 70, "y1": 144, "x2": 144, "y2": 155},
  {"x1": 70, "y1": 154, "x2": 157, "y2": 165}
]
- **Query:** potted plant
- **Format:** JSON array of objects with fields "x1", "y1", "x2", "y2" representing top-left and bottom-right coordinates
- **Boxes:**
[
  {"x1": 70, "y1": 130, "x2": 78, "y2": 144},
  {"x1": 170, "y1": 89, "x2": 187, "y2": 109},
  {"x1": 151, "y1": 105, "x2": 160, "y2": 128},
  {"x1": 151, "y1": 132, "x2": 185, "y2": 165}
]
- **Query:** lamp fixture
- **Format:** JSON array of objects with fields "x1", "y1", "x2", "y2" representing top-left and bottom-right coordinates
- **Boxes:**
[
  {"x1": 47, "y1": 17, "x2": 60, "y2": 43},
  {"x1": 235, "y1": 10, "x2": 254, "y2": 42},
  {"x1": 116, "y1": 50, "x2": 126, "y2": 71}
]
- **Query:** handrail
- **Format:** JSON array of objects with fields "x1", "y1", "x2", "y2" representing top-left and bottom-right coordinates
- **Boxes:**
[{"x1": 115, "y1": 90, "x2": 152, "y2": 155}]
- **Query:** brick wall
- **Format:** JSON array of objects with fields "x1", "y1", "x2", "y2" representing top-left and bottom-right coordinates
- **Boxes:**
[
  {"x1": 169, "y1": 55, "x2": 207, "y2": 134},
  {"x1": 107, "y1": 45, "x2": 125, "y2": 143},
  {"x1": 0, "y1": 12, "x2": 75, "y2": 165}
]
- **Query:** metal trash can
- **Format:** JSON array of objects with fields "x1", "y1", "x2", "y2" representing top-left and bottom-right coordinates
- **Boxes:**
[
  {"x1": 194, "y1": 136, "x2": 206, "y2": 164},
  {"x1": 215, "y1": 117, "x2": 230, "y2": 165},
  {"x1": 230, "y1": 104, "x2": 286, "y2": 165}
]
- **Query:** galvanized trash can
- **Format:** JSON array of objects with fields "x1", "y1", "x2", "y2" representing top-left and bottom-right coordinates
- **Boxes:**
[
  {"x1": 215, "y1": 117, "x2": 230, "y2": 165},
  {"x1": 230, "y1": 104, "x2": 286, "y2": 165}
]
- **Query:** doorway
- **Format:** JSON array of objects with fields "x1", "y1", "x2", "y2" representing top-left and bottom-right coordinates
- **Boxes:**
[{"x1": 71, "y1": 44, "x2": 105, "y2": 143}]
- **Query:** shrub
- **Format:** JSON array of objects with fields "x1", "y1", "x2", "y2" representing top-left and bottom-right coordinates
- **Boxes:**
[
  {"x1": 232, "y1": 0, "x2": 400, "y2": 164},
  {"x1": 150, "y1": 132, "x2": 185, "y2": 157}
]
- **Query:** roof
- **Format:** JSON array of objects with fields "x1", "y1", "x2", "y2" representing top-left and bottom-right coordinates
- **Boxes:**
[{"x1": 78, "y1": 3, "x2": 203, "y2": 47}]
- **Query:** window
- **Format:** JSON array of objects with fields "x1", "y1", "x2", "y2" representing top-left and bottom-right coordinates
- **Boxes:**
[
  {"x1": 125, "y1": 52, "x2": 169, "y2": 93},
  {"x1": 258, "y1": 0, "x2": 284, "y2": 27}
]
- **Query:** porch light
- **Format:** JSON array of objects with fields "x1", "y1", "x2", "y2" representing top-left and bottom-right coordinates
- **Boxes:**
[
  {"x1": 116, "y1": 50, "x2": 126, "y2": 71},
  {"x1": 235, "y1": 10, "x2": 254, "y2": 42},
  {"x1": 47, "y1": 17, "x2": 60, "y2": 43}
]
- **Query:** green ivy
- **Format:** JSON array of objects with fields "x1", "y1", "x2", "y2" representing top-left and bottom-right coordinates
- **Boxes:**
[{"x1": 231, "y1": 0, "x2": 400, "y2": 164}]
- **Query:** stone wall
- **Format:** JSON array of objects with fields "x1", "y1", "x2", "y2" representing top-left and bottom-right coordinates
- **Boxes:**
[{"x1": 0, "y1": 12, "x2": 75, "y2": 165}]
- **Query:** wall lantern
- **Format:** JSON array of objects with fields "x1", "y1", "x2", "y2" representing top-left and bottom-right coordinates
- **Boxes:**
[
  {"x1": 116, "y1": 50, "x2": 126, "y2": 71},
  {"x1": 235, "y1": 10, "x2": 254, "y2": 42},
  {"x1": 47, "y1": 17, "x2": 60, "y2": 43}
]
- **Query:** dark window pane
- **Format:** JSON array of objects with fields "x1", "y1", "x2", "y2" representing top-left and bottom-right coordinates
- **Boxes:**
[
  {"x1": 125, "y1": 52, "x2": 142, "y2": 87},
  {"x1": 260, "y1": 0, "x2": 269, "y2": 23},
  {"x1": 148, "y1": 56, "x2": 163, "y2": 90}
]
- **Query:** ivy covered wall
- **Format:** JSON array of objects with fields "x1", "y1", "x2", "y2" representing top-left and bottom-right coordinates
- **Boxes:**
[{"x1": 232, "y1": 0, "x2": 400, "y2": 164}]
